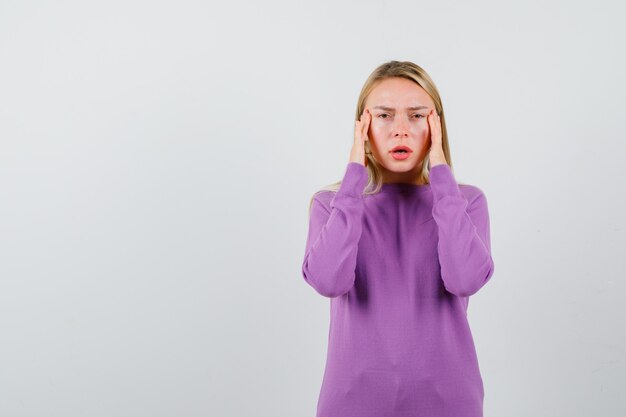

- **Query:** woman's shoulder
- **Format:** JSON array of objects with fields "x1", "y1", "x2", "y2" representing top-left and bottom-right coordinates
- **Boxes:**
[
  {"x1": 458, "y1": 182, "x2": 488, "y2": 204},
  {"x1": 311, "y1": 189, "x2": 335, "y2": 204}
]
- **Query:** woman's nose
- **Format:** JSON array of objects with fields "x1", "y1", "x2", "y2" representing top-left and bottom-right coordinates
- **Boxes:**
[{"x1": 392, "y1": 117, "x2": 409, "y2": 137}]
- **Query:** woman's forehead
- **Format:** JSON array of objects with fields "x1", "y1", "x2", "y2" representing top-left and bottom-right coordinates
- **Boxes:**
[{"x1": 367, "y1": 78, "x2": 434, "y2": 108}]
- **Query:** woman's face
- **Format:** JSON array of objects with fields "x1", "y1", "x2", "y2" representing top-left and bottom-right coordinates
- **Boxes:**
[{"x1": 364, "y1": 77, "x2": 436, "y2": 181}]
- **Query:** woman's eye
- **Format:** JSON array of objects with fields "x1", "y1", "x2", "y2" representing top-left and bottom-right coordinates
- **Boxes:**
[{"x1": 377, "y1": 113, "x2": 423, "y2": 119}]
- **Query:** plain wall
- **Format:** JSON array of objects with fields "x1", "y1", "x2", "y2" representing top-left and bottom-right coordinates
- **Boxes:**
[{"x1": 1, "y1": 0, "x2": 624, "y2": 416}]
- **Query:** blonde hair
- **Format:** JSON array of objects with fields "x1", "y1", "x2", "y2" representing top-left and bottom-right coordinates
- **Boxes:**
[{"x1": 307, "y1": 60, "x2": 454, "y2": 215}]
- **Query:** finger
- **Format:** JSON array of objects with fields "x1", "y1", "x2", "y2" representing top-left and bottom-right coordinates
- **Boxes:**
[
  {"x1": 426, "y1": 114, "x2": 431, "y2": 132},
  {"x1": 361, "y1": 109, "x2": 370, "y2": 142},
  {"x1": 354, "y1": 119, "x2": 361, "y2": 143},
  {"x1": 434, "y1": 111, "x2": 441, "y2": 134},
  {"x1": 429, "y1": 110, "x2": 439, "y2": 133}
]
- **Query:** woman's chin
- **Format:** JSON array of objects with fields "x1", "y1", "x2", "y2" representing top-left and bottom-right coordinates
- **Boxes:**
[{"x1": 380, "y1": 160, "x2": 419, "y2": 173}]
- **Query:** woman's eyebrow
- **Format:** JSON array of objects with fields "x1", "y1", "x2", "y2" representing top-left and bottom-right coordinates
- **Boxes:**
[{"x1": 373, "y1": 105, "x2": 429, "y2": 111}]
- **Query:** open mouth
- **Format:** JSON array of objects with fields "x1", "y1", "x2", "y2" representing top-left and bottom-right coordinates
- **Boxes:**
[
  {"x1": 390, "y1": 146, "x2": 412, "y2": 160},
  {"x1": 390, "y1": 146, "x2": 413, "y2": 154}
]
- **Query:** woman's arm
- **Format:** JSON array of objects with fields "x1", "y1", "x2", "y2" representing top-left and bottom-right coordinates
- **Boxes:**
[
  {"x1": 301, "y1": 162, "x2": 368, "y2": 298},
  {"x1": 429, "y1": 163, "x2": 495, "y2": 297}
]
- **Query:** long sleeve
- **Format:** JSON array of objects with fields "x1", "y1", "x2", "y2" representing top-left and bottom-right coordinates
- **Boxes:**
[
  {"x1": 301, "y1": 162, "x2": 368, "y2": 298},
  {"x1": 429, "y1": 163, "x2": 495, "y2": 297}
]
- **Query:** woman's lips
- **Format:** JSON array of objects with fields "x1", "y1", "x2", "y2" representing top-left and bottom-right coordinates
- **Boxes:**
[
  {"x1": 390, "y1": 149, "x2": 412, "y2": 160},
  {"x1": 390, "y1": 146, "x2": 413, "y2": 152}
]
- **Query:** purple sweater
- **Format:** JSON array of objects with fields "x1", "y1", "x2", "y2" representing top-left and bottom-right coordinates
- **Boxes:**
[{"x1": 302, "y1": 162, "x2": 495, "y2": 417}]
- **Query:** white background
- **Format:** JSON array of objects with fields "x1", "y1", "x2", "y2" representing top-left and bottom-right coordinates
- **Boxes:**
[{"x1": 1, "y1": 0, "x2": 624, "y2": 416}]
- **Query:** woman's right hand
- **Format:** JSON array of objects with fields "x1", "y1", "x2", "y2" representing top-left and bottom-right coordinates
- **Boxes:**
[{"x1": 350, "y1": 108, "x2": 371, "y2": 166}]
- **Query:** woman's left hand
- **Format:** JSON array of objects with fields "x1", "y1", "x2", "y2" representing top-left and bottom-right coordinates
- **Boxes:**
[{"x1": 428, "y1": 109, "x2": 448, "y2": 167}]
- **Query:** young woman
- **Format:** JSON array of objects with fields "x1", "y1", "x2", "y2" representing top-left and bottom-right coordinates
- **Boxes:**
[{"x1": 301, "y1": 61, "x2": 495, "y2": 417}]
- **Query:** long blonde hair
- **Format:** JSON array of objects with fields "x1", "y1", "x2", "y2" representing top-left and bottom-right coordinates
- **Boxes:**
[{"x1": 307, "y1": 60, "x2": 454, "y2": 215}]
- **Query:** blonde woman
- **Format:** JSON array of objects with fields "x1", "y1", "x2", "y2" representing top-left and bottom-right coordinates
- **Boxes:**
[{"x1": 301, "y1": 60, "x2": 495, "y2": 417}]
